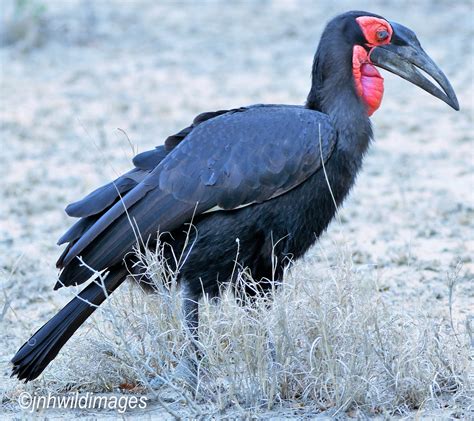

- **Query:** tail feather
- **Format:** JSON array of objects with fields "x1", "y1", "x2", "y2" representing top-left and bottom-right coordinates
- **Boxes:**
[{"x1": 11, "y1": 266, "x2": 128, "y2": 382}]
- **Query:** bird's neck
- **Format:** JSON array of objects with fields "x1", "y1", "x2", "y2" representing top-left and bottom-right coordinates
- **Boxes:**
[
  {"x1": 307, "y1": 85, "x2": 372, "y2": 158},
  {"x1": 306, "y1": 51, "x2": 373, "y2": 157}
]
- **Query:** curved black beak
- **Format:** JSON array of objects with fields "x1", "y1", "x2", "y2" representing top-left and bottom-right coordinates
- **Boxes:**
[{"x1": 369, "y1": 22, "x2": 459, "y2": 111}]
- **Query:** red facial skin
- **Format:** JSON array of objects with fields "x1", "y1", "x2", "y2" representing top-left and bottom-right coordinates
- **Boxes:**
[
  {"x1": 356, "y1": 16, "x2": 393, "y2": 47},
  {"x1": 353, "y1": 17, "x2": 393, "y2": 116},
  {"x1": 352, "y1": 45, "x2": 384, "y2": 116}
]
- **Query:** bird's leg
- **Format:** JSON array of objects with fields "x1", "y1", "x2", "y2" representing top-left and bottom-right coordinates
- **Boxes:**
[
  {"x1": 170, "y1": 290, "x2": 201, "y2": 389},
  {"x1": 149, "y1": 284, "x2": 201, "y2": 391},
  {"x1": 249, "y1": 281, "x2": 280, "y2": 369},
  {"x1": 183, "y1": 290, "x2": 199, "y2": 344},
  {"x1": 260, "y1": 296, "x2": 278, "y2": 369},
  {"x1": 127, "y1": 260, "x2": 200, "y2": 390}
]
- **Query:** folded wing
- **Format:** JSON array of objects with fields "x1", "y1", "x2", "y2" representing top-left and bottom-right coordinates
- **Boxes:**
[{"x1": 56, "y1": 105, "x2": 336, "y2": 289}]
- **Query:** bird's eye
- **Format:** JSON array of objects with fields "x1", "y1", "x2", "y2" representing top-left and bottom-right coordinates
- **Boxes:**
[{"x1": 376, "y1": 29, "x2": 389, "y2": 42}]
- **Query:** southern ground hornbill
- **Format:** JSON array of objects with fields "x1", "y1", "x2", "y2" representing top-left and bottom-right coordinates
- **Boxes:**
[{"x1": 12, "y1": 11, "x2": 459, "y2": 382}]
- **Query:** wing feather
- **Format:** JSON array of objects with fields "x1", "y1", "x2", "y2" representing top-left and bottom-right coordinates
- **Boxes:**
[{"x1": 57, "y1": 105, "x2": 336, "y2": 289}]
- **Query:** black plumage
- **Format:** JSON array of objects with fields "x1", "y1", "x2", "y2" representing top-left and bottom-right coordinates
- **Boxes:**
[{"x1": 11, "y1": 11, "x2": 458, "y2": 382}]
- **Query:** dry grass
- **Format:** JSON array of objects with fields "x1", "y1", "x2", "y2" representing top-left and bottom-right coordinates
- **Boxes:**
[{"x1": 12, "y1": 233, "x2": 470, "y2": 419}]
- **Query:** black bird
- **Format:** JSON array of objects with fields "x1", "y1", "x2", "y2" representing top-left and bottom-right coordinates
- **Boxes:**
[{"x1": 12, "y1": 11, "x2": 459, "y2": 382}]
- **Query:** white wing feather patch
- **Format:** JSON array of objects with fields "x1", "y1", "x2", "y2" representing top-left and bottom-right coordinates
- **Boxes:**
[{"x1": 202, "y1": 202, "x2": 255, "y2": 214}]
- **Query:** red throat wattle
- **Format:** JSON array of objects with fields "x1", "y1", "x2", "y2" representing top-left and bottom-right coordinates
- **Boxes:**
[{"x1": 352, "y1": 45, "x2": 384, "y2": 116}]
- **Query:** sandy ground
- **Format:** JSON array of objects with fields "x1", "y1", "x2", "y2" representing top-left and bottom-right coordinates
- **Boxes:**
[{"x1": 0, "y1": 0, "x2": 472, "y2": 418}]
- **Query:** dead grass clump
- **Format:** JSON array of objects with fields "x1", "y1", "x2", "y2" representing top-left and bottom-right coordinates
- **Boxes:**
[{"x1": 24, "y1": 238, "x2": 471, "y2": 418}]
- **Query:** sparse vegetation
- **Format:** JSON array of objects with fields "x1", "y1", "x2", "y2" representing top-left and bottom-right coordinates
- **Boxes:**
[{"x1": 6, "y1": 237, "x2": 469, "y2": 418}]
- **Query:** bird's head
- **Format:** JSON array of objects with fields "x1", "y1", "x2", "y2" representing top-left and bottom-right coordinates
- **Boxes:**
[{"x1": 309, "y1": 11, "x2": 459, "y2": 116}]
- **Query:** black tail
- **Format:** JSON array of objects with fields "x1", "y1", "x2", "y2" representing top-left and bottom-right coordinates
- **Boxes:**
[{"x1": 11, "y1": 266, "x2": 128, "y2": 382}]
